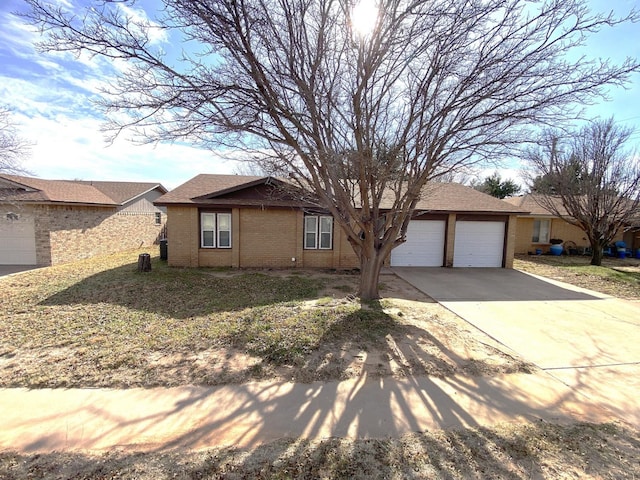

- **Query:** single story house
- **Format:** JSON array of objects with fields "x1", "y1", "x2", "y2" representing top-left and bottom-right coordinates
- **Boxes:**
[
  {"x1": 504, "y1": 194, "x2": 625, "y2": 255},
  {"x1": 0, "y1": 174, "x2": 168, "y2": 265},
  {"x1": 154, "y1": 174, "x2": 527, "y2": 269}
]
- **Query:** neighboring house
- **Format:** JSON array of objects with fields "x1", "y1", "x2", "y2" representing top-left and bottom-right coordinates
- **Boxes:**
[
  {"x1": 505, "y1": 194, "x2": 625, "y2": 255},
  {"x1": 0, "y1": 174, "x2": 168, "y2": 266},
  {"x1": 624, "y1": 224, "x2": 640, "y2": 254},
  {"x1": 154, "y1": 174, "x2": 527, "y2": 270}
]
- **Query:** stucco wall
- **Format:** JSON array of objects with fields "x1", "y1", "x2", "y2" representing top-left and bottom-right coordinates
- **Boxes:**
[{"x1": 34, "y1": 204, "x2": 166, "y2": 265}]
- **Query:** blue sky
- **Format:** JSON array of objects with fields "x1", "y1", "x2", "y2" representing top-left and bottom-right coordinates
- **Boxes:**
[{"x1": 0, "y1": 0, "x2": 639, "y2": 190}]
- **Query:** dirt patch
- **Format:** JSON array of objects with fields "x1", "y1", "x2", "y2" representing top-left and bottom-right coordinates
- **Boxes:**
[{"x1": 2, "y1": 422, "x2": 638, "y2": 479}]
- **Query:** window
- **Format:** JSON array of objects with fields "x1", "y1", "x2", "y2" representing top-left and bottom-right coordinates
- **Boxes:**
[
  {"x1": 532, "y1": 219, "x2": 550, "y2": 243},
  {"x1": 217, "y1": 213, "x2": 231, "y2": 248},
  {"x1": 201, "y1": 212, "x2": 232, "y2": 248},
  {"x1": 155, "y1": 212, "x2": 162, "y2": 225},
  {"x1": 304, "y1": 215, "x2": 333, "y2": 249}
]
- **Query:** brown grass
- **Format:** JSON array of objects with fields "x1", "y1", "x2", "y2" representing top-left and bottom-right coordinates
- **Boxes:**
[
  {"x1": 514, "y1": 254, "x2": 640, "y2": 299},
  {"x1": 1, "y1": 422, "x2": 638, "y2": 479},
  {"x1": 0, "y1": 248, "x2": 531, "y2": 389}
]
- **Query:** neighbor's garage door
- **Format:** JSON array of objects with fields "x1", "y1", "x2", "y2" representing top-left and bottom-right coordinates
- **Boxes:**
[
  {"x1": 0, "y1": 212, "x2": 37, "y2": 264},
  {"x1": 391, "y1": 220, "x2": 445, "y2": 266},
  {"x1": 453, "y1": 221, "x2": 504, "y2": 267}
]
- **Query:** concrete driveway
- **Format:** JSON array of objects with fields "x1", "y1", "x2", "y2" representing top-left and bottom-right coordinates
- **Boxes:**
[
  {"x1": 393, "y1": 267, "x2": 640, "y2": 425},
  {"x1": 0, "y1": 265, "x2": 39, "y2": 278}
]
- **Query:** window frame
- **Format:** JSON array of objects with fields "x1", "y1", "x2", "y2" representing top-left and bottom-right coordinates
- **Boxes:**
[
  {"x1": 532, "y1": 218, "x2": 551, "y2": 244},
  {"x1": 200, "y1": 212, "x2": 232, "y2": 249},
  {"x1": 154, "y1": 212, "x2": 162, "y2": 225},
  {"x1": 304, "y1": 214, "x2": 333, "y2": 250},
  {"x1": 217, "y1": 212, "x2": 232, "y2": 248}
]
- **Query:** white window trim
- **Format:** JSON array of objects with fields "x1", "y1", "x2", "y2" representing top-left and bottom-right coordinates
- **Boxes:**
[
  {"x1": 201, "y1": 212, "x2": 232, "y2": 249},
  {"x1": 319, "y1": 216, "x2": 333, "y2": 249},
  {"x1": 304, "y1": 215, "x2": 333, "y2": 250},
  {"x1": 532, "y1": 218, "x2": 551, "y2": 244},
  {"x1": 217, "y1": 213, "x2": 232, "y2": 248}
]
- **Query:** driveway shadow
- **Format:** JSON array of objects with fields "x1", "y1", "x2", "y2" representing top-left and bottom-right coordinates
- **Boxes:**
[{"x1": 393, "y1": 268, "x2": 601, "y2": 302}]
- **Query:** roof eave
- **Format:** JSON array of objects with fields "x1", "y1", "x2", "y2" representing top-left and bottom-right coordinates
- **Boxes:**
[
  {"x1": 193, "y1": 176, "x2": 276, "y2": 200},
  {"x1": 0, "y1": 199, "x2": 117, "y2": 207}
]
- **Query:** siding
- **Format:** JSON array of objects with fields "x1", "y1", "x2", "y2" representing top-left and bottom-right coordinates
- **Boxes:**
[{"x1": 119, "y1": 190, "x2": 166, "y2": 214}]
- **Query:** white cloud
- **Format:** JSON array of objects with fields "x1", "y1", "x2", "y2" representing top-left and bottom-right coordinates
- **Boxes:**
[
  {"x1": 11, "y1": 110, "x2": 238, "y2": 189},
  {"x1": 116, "y1": 3, "x2": 168, "y2": 46}
]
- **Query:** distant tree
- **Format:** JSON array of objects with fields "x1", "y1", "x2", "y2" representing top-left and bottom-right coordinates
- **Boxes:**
[
  {"x1": 23, "y1": 0, "x2": 640, "y2": 299},
  {"x1": 0, "y1": 106, "x2": 30, "y2": 175},
  {"x1": 473, "y1": 172, "x2": 521, "y2": 199},
  {"x1": 526, "y1": 118, "x2": 640, "y2": 266}
]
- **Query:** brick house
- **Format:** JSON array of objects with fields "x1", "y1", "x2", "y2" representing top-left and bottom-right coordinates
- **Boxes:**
[
  {"x1": 505, "y1": 194, "x2": 626, "y2": 254},
  {"x1": 155, "y1": 174, "x2": 526, "y2": 269},
  {"x1": 0, "y1": 174, "x2": 168, "y2": 265}
]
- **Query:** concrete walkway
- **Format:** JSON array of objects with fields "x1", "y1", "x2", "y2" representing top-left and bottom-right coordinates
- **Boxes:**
[
  {"x1": 0, "y1": 372, "x2": 619, "y2": 453},
  {"x1": 393, "y1": 267, "x2": 640, "y2": 427}
]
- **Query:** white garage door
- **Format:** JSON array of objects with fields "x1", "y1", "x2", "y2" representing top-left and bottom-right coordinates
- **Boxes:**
[
  {"x1": 391, "y1": 220, "x2": 445, "y2": 267},
  {"x1": 453, "y1": 221, "x2": 505, "y2": 267},
  {"x1": 0, "y1": 212, "x2": 37, "y2": 265}
]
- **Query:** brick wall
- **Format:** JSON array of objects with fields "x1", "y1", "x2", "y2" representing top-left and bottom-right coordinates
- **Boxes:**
[
  {"x1": 238, "y1": 208, "x2": 299, "y2": 267},
  {"x1": 34, "y1": 204, "x2": 166, "y2": 265},
  {"x1": 513, "y1": 217, "x2": 623, "y2": 255},
  {"x1": 504, "y1": 215, "x2": 517, "y2": 268},
  {"x1": 166, "y1": 205, "x2": 361, "y2": 269},
  {"x1": 166, "y1": 206, "x2": 198, "y2": 267}
]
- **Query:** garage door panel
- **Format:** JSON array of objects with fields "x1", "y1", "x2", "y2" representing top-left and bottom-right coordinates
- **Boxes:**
[
  {"x1": 453, "y1": 221, "x2": 504, "y2": 268},
  {"x1": 391, "y1": 220, "x2": 445, "y2": 267},
  {"x1": 0, "y1": 212, "x2": 37, "y2": 264}
]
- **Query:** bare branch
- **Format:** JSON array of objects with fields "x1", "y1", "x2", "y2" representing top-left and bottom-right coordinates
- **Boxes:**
[
  {"x1": 526, "y1": 117, "x2": 640, "y2": 265},
  {"x1": 21, "y1": 0, "x2": 640, "y2": 297},
  {"x1": 0, "y1": 106, "x2": 31, "y2": 175}
]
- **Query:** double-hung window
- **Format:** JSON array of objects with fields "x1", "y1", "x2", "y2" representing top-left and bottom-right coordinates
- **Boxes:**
[
  {"x1": 304, "y1": 215, "x2": 333, "y2": 249},
  {"x1": 201, "y1": 212, "x2": 232, "y2": 248},
  {"x1": 532, "y1": 219, "x2": 550, "y2": 243}
]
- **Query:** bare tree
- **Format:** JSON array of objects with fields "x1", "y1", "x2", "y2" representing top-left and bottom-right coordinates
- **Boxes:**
[
  {"x1": 23, "y1": 0, "x2": 639, "y2": 298},
  {"x1": 526, "y1": 118, "x2": 640, "y2": 266},
  {"x1": 0, "y1": 106, "x2": 30, "y2": 175}
]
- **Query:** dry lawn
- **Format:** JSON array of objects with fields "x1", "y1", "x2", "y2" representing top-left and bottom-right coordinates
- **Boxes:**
[
  {"x1": 0, "y1": 249, "x2": 531, "y2": 389},
  {"x1": 514, "y1": 254, "x2": 640, "y2": 300},
  {"x1": 1, "y1": 422, "x2": 638, "y2": 479}
]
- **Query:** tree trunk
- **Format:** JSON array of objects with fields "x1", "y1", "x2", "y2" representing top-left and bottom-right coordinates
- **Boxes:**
[
  {"x1": 359, "y1": 253, "x2": 386, "y2": 301},
  {"x1": 137, "y1": 253, "x2": 152, "y2": 272},
  {"x1": 590, "y1": 240, "x2": 604, "y2": 266}
]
